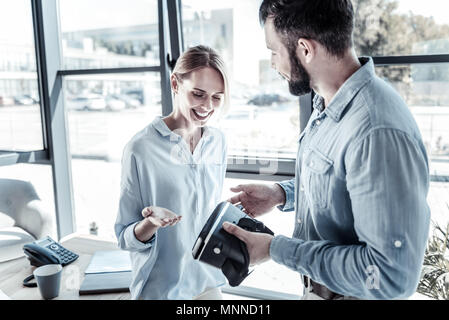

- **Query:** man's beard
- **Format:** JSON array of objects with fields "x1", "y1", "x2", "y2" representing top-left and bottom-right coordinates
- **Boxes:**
[{"x1": 287, "y1": 46, "x2": 312, "y2": 96}]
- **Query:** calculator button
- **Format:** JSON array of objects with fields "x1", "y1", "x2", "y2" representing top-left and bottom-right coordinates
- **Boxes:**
[{"x1": 50, "y1": 244, "x2": 59, "y2": 251}]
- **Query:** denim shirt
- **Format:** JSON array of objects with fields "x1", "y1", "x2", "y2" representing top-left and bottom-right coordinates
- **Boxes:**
[
  {"x1": 270, "y1": 57, "x2": 430, "y2": 299},
  {"x1": 115, "y1": 117, "x2": 227, "y2": 299}
]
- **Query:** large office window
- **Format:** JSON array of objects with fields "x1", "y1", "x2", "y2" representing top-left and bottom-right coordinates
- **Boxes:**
[
  {"x1": 58, "y1": 0, "x2": 163, "y2": 238},
  {"x1": 0, "y1": 0, "x2": 43, "y2": 151},
  {"x1": 59, "y1": 0, "x2": 160, "y2": 70},
  {"x1": 63, "y1": 73, "x2": 162, "y2": 236},
  {"x1": 63, "y1": 73, "x2": 161, "y2": 159}
]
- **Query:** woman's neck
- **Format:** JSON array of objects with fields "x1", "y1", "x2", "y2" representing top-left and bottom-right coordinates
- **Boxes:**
[{"x1": 163, "y1": 111, "x2": 203, "y2": 153}]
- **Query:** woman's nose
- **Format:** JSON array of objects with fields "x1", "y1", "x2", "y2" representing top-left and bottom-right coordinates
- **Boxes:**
[{"x1": 205, "y1": 97, "x2": 214, "y2": 110}]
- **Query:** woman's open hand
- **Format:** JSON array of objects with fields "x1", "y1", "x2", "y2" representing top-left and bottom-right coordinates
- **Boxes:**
[
  {"x1": 142, "y1": 206, "x2": 182, "y2": 228},
  {"x1": 134, "y1": 206, "x2": 182, "y2": 243}
]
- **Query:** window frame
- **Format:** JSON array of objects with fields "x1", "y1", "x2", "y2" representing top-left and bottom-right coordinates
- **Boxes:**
[{"x1": 0, "y1": 0, "x2": 48, "y2": 166}]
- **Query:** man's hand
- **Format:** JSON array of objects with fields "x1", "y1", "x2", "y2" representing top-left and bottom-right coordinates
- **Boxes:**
[
  {"x1": 222, "y1": 221, "x2": 273, "y2": 266},
  {"x1": 227, "y1": 183, "x2": 286, "y2": 218}
]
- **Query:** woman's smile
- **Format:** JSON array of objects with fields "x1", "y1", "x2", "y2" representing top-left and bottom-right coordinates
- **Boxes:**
[{"x1": 191, "y1": 108, "x2": 213, "y2": 121}]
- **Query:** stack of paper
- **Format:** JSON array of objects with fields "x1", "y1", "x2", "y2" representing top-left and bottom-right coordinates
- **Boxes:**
[
  {"x1": 79, "y1": 250, "x2": 132, "y2": 295},
  {"x1": 84, "y1": 250, "x2": 131, "y2": 274}
]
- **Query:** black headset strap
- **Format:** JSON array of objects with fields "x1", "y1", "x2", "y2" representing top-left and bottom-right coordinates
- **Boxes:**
[
  {"x1": 221, "y1": 217, "x2": 273, "y2": 287},
  {"x1": 221, "y1": 240, "x2": 250, "y2": 287},
  {"x1": 23, "y1": 274, "x2": 37, "y2": 288}
]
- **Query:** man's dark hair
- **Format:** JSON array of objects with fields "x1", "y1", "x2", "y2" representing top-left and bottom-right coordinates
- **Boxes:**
[{"x1": 259, "y1": 0, "x2": 355, "y2": 58}]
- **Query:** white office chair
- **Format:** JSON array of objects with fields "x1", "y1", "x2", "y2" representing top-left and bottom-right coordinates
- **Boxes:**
[{"x1": 0, "y1": 179, "x2": 53, "y2": 262}]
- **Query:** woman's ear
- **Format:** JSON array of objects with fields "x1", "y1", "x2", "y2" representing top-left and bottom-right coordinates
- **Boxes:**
[{"x1": 171, "y1": 74, "x2": 179, "y2": 94}]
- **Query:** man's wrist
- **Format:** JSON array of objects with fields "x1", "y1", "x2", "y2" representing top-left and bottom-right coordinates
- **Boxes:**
[{"x1": 272, "y1": 183, "x2": 286, "y2": 207}]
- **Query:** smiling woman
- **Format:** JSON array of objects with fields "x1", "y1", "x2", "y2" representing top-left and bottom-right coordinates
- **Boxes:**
[
  {"x1": 173, "y1": 68, "x2": 224, "y2": 124},
  {"x1": 163, "y1": 45, "x2": 230, "y2": 153},
  {"x1": 171, "y1": 45, "x2": 230, "y2": 117},
  {"x1": 114, "y1": 45, "x2": 232, "y2": 300}
]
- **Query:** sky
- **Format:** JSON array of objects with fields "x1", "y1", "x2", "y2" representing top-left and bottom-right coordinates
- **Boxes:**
[
  {"x1": 396, "y1": 0, "x2": 449, "y2": 25},
  {"x1": 0, "y1": 0, "x2": 34, "y2": 44}
]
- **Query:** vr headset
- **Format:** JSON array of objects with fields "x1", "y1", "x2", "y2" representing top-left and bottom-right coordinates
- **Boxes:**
[{"x1": 192, "y1": 201, "x2": 274, "y2": 287}]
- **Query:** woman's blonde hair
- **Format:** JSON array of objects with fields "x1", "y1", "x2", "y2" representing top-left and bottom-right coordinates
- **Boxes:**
[{"x1": 172, "y1": 45, "x2": 230, "y2": 115}]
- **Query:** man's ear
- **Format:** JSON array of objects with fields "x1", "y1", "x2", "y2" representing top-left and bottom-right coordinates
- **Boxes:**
[{"x1": 296, "y1": 38, "x2": 315, "y2": 64}]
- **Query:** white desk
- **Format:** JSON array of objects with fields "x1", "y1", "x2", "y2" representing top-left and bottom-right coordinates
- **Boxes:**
[{"x1": 0, "y1": 233, "x2": 131, "y2": 300}]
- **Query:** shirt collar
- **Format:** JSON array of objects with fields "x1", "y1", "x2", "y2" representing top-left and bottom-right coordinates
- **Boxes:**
[
  {"x1": 152, "y1": 116, "x2": 213, "y2": 141},
  {"x1": 152, "y1": 116, "x2": 175, "y2": 138},
  {"x1": 313, "y1": 57, "x2": 375, "y2": 122}
]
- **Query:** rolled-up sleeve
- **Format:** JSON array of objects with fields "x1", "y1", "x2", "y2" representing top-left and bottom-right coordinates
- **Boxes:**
[
  {"x1": 270, "y1": 128, "x2": 430, "y2": 299},
  {"x1": 276, "y1": 179, "x2": 295, "y2": 212},
  {"x1": 115, "y1": 149, "x2": 155, "y2": 252}
]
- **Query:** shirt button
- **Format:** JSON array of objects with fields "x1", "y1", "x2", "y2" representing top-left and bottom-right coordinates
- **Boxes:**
[
  {"x1": 309, "y1": 161, "x2": 314, "y2": 168},
  {"x1": 316, "y1": 120, "x2": 321, "y2": 126},
  {"x1": 300, "y1": 184, "x2": 305, "y2": 192},
  {"x1": 394, "y1": 240, "x2": 402, "y2": 248},
  {"x1": 297, "y1": 218, "x2": 302, "y2": 224}
]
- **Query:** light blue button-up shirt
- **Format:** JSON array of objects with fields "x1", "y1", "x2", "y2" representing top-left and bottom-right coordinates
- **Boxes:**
[
  {"x1": 271, "y1": 57, "x2": 431, "y2": 300},
  {"x1": 115, "y1": 116, "x2": 227, "y2": 299}
]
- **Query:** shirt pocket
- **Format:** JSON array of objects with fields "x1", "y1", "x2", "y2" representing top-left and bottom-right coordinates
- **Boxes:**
[{"x1": 303, "y1": 149, "x2": 334, "y2": 209}]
